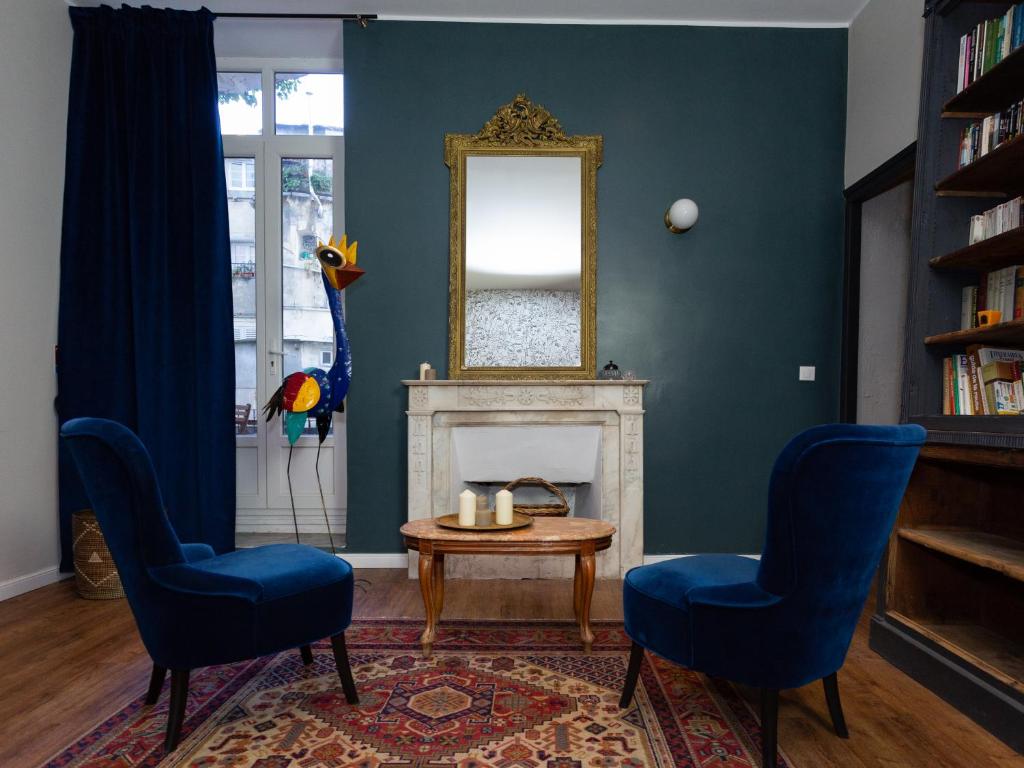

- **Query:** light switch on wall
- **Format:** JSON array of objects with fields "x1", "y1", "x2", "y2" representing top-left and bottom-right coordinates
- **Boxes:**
[{"x1": 799, "y1": 366, "x2": 816, "y2": 382}]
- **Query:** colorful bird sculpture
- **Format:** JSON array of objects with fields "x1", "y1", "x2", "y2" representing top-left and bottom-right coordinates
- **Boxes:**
[{"x1": 263, "y1": 234, "x2": 364, "y2": 550}]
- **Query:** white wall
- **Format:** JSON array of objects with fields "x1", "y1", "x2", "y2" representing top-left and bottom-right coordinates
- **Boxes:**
[
  {"x1": 0, "y1": 0, "x2": 71, "y2": 598},
  {"x1": 857, "y1": 180, "x2": 913, "y2": 424},
  {"x1": 845, "y1": 0, "x2": 925, "y2": 186}
]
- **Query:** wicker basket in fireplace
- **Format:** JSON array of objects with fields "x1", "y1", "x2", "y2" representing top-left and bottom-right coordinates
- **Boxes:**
[{"x1": 502, "y1": 477, "x2": 570, "y2": 517}]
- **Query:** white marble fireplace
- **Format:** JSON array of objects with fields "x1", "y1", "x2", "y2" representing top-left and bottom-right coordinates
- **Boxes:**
[{"x1": 404, "y1": 380, "x2": 647, "y2": 578}]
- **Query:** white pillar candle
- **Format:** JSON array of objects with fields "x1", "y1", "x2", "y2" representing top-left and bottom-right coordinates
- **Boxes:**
[
  {"x1": 495, "y1": 489, "x2": 514, "y2": 525},
  {"x1": 458, "y1": 489, "x2": 477, "y2": 526},
  {"x1": 419, "y1": 362, "x2": 430, "y2": 380}
]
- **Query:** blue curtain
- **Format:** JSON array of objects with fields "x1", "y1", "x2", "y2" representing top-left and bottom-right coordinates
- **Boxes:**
[{"x1": 57, "y1": 5, "x2": 234, "y2": 570}]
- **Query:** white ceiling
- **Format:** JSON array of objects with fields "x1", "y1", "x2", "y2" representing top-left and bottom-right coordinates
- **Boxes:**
[{"x1": 69, "y1": 0, "x2": 870, "y2": 28}]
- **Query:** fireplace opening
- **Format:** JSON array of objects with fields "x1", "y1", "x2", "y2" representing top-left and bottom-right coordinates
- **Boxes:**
[
  {"x1": 450, "y1": 424, "x2": 603, "y2": 522},
  {"x1": 463, "y1": 481, "x2": 597, "y2": 519}
]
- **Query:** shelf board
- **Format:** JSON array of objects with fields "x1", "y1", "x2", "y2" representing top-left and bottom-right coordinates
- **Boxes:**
[
  {"x1": 924, "y1": 317, "x2": 1024, "y2": 345},
  {"x1": 888, "y1": 611, "x2": 1024, "y2": 693},
  {"x1": 899, "y1": 527, "x2": 1024, "y2": 582},
  {"x1": 943, "y1": 44, "x2": 1024, "y2": 117},
  {"x1": 935, "y1": 135, "x2": 1024, "y2": 197},
  {"x1": 930, "y1": 227, "x2": 1024, "y2": 271}
]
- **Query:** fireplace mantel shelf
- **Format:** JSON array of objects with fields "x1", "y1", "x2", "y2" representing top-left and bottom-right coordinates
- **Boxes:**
[{"x1": 404, "y1": 378, "x2": 646, "y2": 579}]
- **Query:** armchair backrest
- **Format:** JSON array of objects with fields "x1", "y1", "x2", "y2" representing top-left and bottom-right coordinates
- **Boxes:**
[
  {"x1": 60, "y1": 418, "x2": 186, "y2": 605},
  {"x1": 756, "y1": 423, "x2": 925, "y2": 648}
]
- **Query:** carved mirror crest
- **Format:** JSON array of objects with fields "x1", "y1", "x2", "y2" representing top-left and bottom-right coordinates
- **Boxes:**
[{"x1": 446, "y1": 94, "x2": 602, "y2": 380}]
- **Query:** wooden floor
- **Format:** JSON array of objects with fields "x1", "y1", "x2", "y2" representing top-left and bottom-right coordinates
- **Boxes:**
[{"x1": 0, "y1": 572, "x2": 1020, "y2": 767}]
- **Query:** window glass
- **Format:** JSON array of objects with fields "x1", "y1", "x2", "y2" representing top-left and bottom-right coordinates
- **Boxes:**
[
  {"x1": 281, "y1": 158, "x2": 335, "y2": 434},
  {"x1": 275, "y1": 73, "x2": 343, "y2": 135},
  {"x1": 218, "y1": 72, "x2": 262, "y2": 135},
  {"x1": 226, "y1": 159, "x2": 255, "y2": 191},
  {"x1": 225, "y1": 157, "x2": 258, "y2": 435}
]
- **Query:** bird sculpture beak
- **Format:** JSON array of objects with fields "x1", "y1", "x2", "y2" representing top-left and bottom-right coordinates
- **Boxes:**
[{"x1": 324, "y1": 262, "x2": 365, "y2": 291}]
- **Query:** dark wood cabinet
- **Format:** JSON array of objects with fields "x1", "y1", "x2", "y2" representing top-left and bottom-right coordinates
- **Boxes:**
[{"x1": 871, "y1": 0, "x2": 1024, "y2": 752}]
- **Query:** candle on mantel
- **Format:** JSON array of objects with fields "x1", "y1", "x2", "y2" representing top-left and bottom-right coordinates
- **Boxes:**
[
  {"x1": 458, "y1": 489, "x2": 476, "y2": 527},
  {"x1": 419, "y1": 362, "x2": 430, "y2": 380},
  {"x1": 495, "y1": 489, "x2": 514, "y2": 525}
]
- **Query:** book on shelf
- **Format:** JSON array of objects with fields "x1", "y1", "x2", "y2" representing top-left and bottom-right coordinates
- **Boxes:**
[
  {"x1": 969, "y1": 196, "x2": 1023, "y2": 244},
  {"x1": 961, "y1": 285, "x2": 978, "y2": 329},
  {"x1": 958, "y1": 98, "x2": 1024, "y2": 167},
  {"x1": 942, "y1": 346, "x2": 1024, "y2": 415},
  {"x1": 959, "y1": 266, "x2": 1024, "y2": 329},
  {"x1": 956, "y1": 4, "x2": 1024, "y2": 94}
]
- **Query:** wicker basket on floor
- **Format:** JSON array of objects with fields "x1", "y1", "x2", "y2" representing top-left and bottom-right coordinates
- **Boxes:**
[
  {"x1": 502, "y1": 477, "x2": 570, "y2": 517},
  {"x1": 72, "y1": 509, "x2": 125, "y2": 599}
]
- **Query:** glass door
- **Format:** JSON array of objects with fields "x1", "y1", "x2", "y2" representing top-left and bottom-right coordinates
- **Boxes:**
[
  {"x1": 265, "y1": 151, "x2": 346, "y2": 543},
  {"x1": 220, "y1": 65, "x2": 346, "y2": 548}
]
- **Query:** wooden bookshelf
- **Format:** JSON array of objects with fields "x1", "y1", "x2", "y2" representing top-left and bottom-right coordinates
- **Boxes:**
[
  {"x1": 887, "y1": 611, "x2": 1024, "y2": 694},
  {"x1": 872, "y1": 3, "x2": 1024, "y2": 751},
  {"x1": 929, "y1": 226, "x2": 1024, "y2": 271},
  {"x1": 943, "y1": 43, "x2": 1024, "y2": 117},
  {"x1": 911, "y1": 414, "x2": 1024, "y2": 434},
  {"x1": 935, "y1": 134, "x2": 1024, "y2": 197},
  {"x1": 898, "y1": 528, "x2": 1024, "y2": 581},
  {"x1": 923, "y1": 317, "x2": 1024, "y2": 345}
]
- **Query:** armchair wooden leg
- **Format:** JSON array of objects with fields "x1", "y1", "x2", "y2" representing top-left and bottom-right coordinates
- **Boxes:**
[
  {"x1": 823, "y1": 672, "x2": 849, "y2": 738},
  {"x1": 330, "y1": 632, "x2": 359, "y2": 705},
  {"x1": 760, "y1": 688, "x2": 779, "y2": 768},
  {"x1": 144, "y1": 664, "x2": 166, "y2": 705},
  {"x1": 164, "y1": 669, "x2": 190, "y2": 752},
  {"x1": 300, "y1": 644, "x2": 314, "y2": 666},
  {"x1": 619, "y1": 642, "x2": 644, "y2": 708}
]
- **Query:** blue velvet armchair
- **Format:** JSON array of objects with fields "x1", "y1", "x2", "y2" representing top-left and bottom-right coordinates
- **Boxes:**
[
  {"x1": 620, "y1": 423, "x2": 925, "y2": 767},
  {"x1": 60, "y1": 418, "x2": 358, "y2": 752}
]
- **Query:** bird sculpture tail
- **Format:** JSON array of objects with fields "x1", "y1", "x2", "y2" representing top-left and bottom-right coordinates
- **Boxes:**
[{"x1": 263, "y1": 383, "x2": 286, "y2": 422}]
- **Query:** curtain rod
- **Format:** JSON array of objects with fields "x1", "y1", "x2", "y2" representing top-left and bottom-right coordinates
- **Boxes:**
[{"x1": 216, "y1": 13, "x2": 377, "y2": 26}]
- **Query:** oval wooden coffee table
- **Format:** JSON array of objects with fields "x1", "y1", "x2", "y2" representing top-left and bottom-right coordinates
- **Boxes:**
[{"x1": 400, "y1": 517, "x2": 616, "y2": 656}]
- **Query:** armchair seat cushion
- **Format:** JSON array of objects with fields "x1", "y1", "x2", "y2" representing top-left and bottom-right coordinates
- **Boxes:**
[
  {"x1": 147, "y1": 544, "x2": 354, "y2": 667},
  {"x1": 624, "y1": 555, "x2": 758, "y2": 667},
  {"x1": 153, "y1": 544, "x2": 352, "y2": 603}
]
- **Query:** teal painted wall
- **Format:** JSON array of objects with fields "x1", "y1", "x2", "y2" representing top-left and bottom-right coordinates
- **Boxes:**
[{"x1": 343, "y1": 22, "x2": 847, "y2": 555}]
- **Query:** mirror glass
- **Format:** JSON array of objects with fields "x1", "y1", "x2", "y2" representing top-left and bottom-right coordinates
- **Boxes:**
[{"x1": 464, "y1": 155, "x2": 582, "y2": 368}]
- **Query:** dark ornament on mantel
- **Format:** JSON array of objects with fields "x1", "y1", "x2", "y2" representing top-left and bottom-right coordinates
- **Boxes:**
[{"x1": 598, "y1": 361, "x2": 622, "y2": 380}]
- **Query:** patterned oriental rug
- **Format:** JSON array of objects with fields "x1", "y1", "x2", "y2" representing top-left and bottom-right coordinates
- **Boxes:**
[{"x1": 45, "y1": 620, "x2": 791, "y2": 768}]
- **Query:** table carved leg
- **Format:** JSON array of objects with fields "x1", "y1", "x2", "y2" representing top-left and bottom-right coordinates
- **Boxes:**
[
  {"x1": 432, "y1": 553, "x2": 445, "y2": 616},
  {"x1": 578, "y1": 544, "x2": 596, "y2": 653},
  {"x1": 573, "y1": 554, "x2": 583, "y2": 621},
  {"x1": 418, "y1": 545, "x2": 439, "y2": 657}
]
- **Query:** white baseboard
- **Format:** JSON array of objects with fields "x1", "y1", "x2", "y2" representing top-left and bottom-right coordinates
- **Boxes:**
[
  {"x1": 643, "y1": 553, "x2": 762, "y2": 564},
  {"x1": 0, "y1": 566, "x2": 69, "y2": 601},
  {"x1": 340, "y1": 553, "x2": 409, "y2": 569}
]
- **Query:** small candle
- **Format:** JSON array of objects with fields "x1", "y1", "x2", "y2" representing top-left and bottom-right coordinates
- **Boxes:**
[
  {"x1": 419, "y1": 362, "x2": 430, "y2": 380},
  {"x1": 495, "y1": 489, "x2": 514, "y2": 525},
  {"x1": 458, "y1": 489, "x2": 476, "y2": 526}
]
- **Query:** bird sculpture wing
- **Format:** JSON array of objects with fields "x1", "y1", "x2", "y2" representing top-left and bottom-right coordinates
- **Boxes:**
[{"x1": 263, "y1": 370, "x2": 323, "y2": 445}]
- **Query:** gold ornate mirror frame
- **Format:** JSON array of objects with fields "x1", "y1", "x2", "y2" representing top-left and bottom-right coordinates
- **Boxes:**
[{"x1": 445, "y1": 94, "x2": 602, "y2": 380}]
